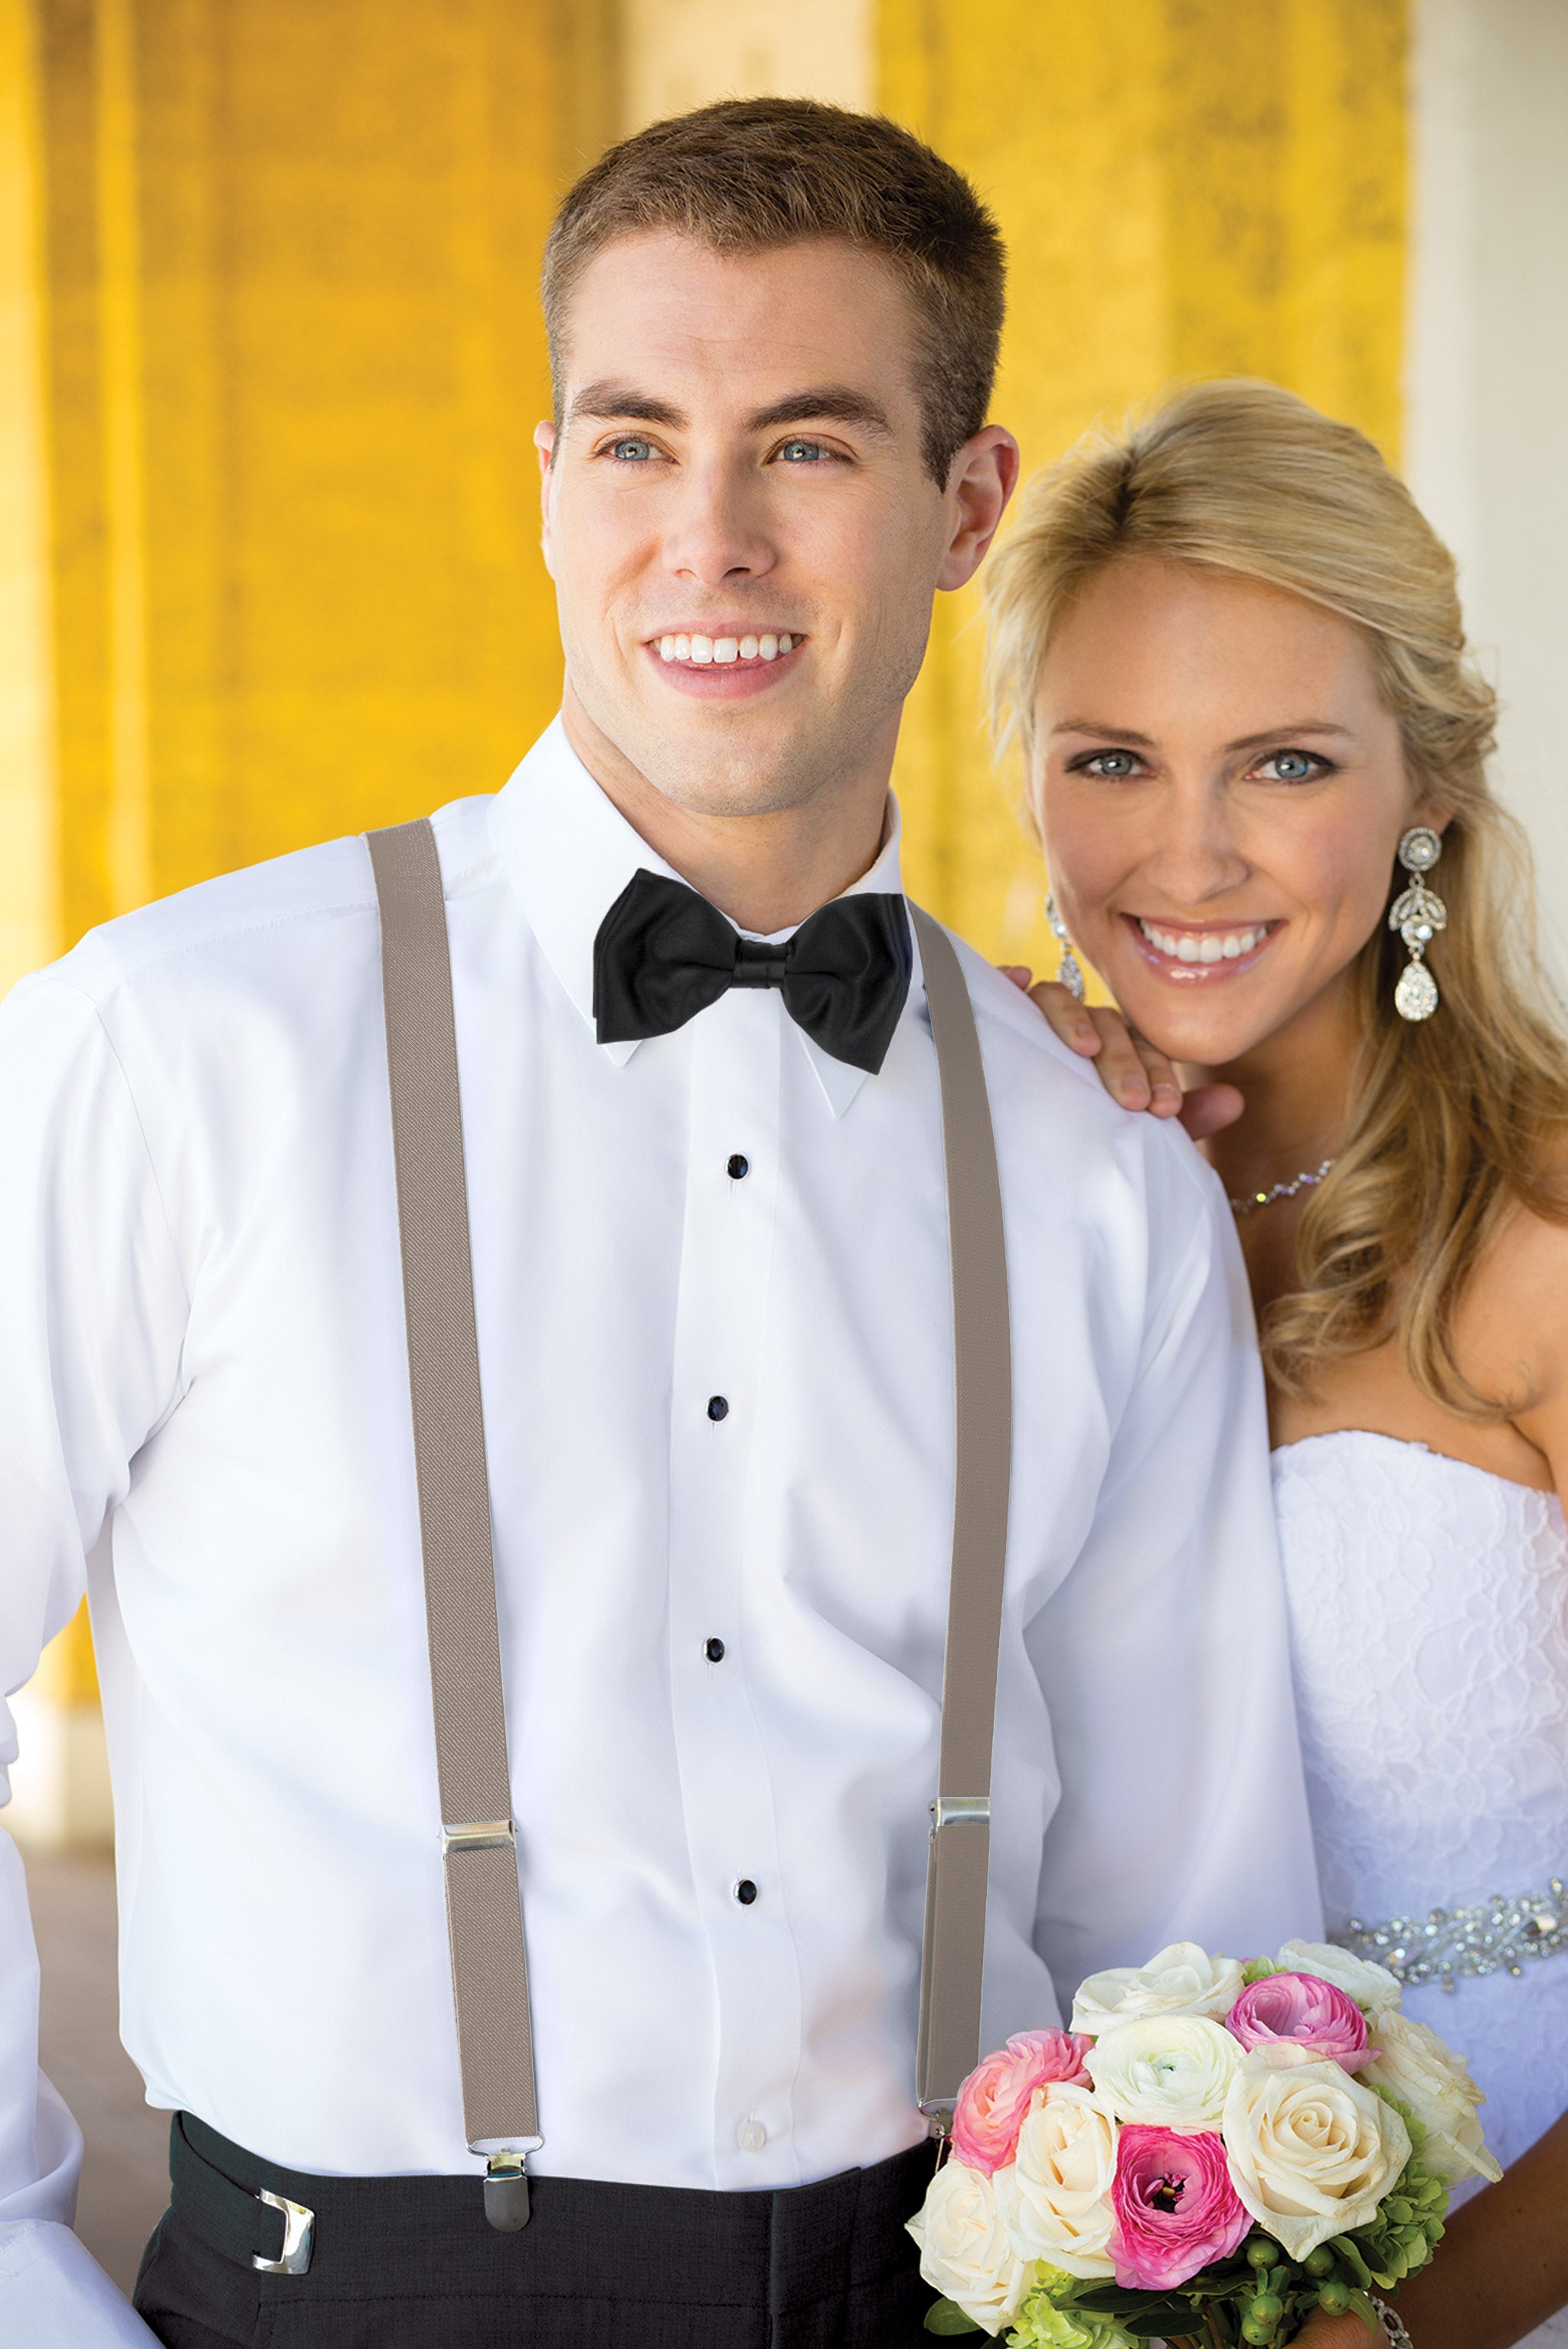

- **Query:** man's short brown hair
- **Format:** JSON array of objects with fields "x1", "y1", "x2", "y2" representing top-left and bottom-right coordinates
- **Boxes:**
[{"x1": 543, "y1": 98, "x2": 1006, "y2": 486}]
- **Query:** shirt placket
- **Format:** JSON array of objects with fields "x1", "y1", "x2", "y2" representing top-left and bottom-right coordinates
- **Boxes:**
[{"x1": 665, "y1": 989, "x2": 802, "y2": 2187}]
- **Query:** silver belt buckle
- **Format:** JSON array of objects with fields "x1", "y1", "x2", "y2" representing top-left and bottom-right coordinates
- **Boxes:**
[{"x1": 252, "y1": 2186, "x2": 314, "y2": 2275}]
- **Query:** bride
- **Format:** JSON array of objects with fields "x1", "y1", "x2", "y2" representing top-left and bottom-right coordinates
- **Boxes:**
[{"x1": 983, "y1": 379, "x2": 1568, "y2": 2349}]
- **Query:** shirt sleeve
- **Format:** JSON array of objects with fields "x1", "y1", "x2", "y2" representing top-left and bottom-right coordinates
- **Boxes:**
[
  {"x1": 0, "y1": 974, "x2": 189, "y2": 2331},
  {"x1": 1027, "y1": 1155, "x2": 1324, "y2": 2006}
]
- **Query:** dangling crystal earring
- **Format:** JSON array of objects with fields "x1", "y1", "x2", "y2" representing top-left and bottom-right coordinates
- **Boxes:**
[
  {"x1": 1390, "y1": 826, "x2": 1446, "y2": 1021},
  {"x1": 1045, "y1": 891, "x2": 1086, "y2": 1001}
]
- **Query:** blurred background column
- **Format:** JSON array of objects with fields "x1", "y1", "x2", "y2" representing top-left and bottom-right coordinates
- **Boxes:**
[{"x1": 1404, "y1": 0, "x2": 1568, "y2": 979}]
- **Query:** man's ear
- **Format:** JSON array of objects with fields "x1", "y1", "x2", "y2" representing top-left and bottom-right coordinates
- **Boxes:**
[
  {"x1": 534, "y1": 421, "x2": 557, "y2": 577},
  {"x1": 937, "y1": 425, "x2": 1020, "y2": 593}
]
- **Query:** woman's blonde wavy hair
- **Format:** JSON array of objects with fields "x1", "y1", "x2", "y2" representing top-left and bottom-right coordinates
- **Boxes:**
[{"x1": 984, "y1": 377, "x2": 1568, "y2": 1417}]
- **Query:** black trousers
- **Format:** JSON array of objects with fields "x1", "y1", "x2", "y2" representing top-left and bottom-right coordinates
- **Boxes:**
[{"x1": 132, "y1": 2114, "x2": 941, "y2": 2347}]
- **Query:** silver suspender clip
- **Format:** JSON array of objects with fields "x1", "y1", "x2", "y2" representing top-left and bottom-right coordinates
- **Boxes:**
[
  {"x1": 441, "y1": 1819, "x2": 516, "y2": 1854},
  {"x1": 484, "y1": 2148, "x2": 531, "y2": 2230},
  {"x1": 251, "y1": 2186, "x2": 315, "y2": 2275},
  {"x1": 929, "y1": 1795, "x2": 990, "y2": 1833}
]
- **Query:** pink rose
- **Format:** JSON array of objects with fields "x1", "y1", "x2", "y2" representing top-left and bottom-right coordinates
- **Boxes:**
[
  {"x1": 1226, "y1": 1972, "x2": 1370, "y2": 2071},
  {"x1": 1107, "y1": 2125, "x2": 1252, "y2": 2289},
  {"x1": 952, "y1": 2030, "x2": 1095, "y2": 2174}
]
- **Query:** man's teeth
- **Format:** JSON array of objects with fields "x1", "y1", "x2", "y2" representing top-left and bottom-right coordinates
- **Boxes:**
[
  {"x1": 657, "y1": 632, "x2": 793, "y2": 665},
  {"x1": 1139, "y1": 920, "x2": 1269, "y2": 964}
]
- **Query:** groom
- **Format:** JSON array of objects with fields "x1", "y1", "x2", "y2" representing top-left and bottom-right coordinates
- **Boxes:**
[{"x1": 0, "y1": 99, "x2": 1319, "y2": 2347}]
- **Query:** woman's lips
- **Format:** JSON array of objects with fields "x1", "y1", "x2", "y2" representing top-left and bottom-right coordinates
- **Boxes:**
[{"x1": 1123, "y1": 912, "x2": 1282, "y2": 983}]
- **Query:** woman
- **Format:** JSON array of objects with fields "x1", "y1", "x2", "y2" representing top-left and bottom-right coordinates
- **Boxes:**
[{"x1": 984, "y1": 380, "x2": 1568, "y2": 2349}]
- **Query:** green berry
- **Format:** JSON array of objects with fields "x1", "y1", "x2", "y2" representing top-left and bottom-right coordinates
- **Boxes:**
[
  {"x1": 1243, "y1": 2321, "x2": 1276, "y2": 2345},
  {"x1": 1317, "y1": 2281, "x2": 1352, "y2": 2317},
  {"x1": 1304, "y1": 2248, "x2": 1336, "y2": 2279},
  {"x1": 1250, "y1": 2295, "x2": 1284, "y2": 2325},
  {"x1": 1247, "y1": 2238, "x2": 1282, "y2": 2269}
]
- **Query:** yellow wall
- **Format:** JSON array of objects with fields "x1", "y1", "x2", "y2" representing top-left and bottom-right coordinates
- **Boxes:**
[
  {"x1": 881, "y1": 0, "x2": 1408, "y2": 977},
  {"x1": 9, "y1": 0, "x2": 616, "y2": 988}
]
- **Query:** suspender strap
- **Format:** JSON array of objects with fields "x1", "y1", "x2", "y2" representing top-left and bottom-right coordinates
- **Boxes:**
[
  {"x1": 368, "y1": 819, "x2": 539, "y2": 2230},
  {"x1": 909, "y1": 908, "x2": 1014, "y2": 2124}
]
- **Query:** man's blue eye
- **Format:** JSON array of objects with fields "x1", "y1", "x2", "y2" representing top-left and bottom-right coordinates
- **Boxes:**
[
  {"x1": 610, "y1": 438, "x2": 655, "y2": 462},
  {"x1": 779, "y1": 439, "x2": 825, "y2": 462}
]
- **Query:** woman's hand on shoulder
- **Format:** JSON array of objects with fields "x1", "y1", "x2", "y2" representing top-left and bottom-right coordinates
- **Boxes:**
[{"x1": 999, "y1": 966, "x2": 1245, "y2": 1140}]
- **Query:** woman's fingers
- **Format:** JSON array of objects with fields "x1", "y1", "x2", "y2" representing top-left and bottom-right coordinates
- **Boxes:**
[
  {"x1": 1178, "y1": 1081, "x2": 1246, "y2": 1142},
  {"x1": 1018, "y1": 976, "x2": 1102, "y2": 1056},
  {"x1": 1024, "y1": 987, "x2": 1183, "y2": 1115}
]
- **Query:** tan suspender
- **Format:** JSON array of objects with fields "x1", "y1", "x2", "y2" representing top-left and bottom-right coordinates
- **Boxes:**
[
  {"x1": 908, "y1": 907, "x2": 1014, "y2": 2126},
  {"x1": 368, "y1": 822, "x2": 1011, "y2": 2222}
]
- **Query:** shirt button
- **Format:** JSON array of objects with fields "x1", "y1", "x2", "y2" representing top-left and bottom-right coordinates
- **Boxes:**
[
  {"x1": 737, "y1": 2119, "x2": 767, "y2": 2153},
  {"x1": 727, "y1": 1154, "x2": 750, "y2": 1180},
  {"x1": 733, "y1": 1878, "x2": 758, "y2": 1906},
  {"x1": 704, "y1": 1636, "x2": 726, "y2": 1663},
  {"x1": 707, "y1": 1395, "x2": 729, "y2": 1422}
]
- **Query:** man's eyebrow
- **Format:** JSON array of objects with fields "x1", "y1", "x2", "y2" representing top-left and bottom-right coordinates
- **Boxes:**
[
  {"x1": 566, "y1": 383, "x2": 688, "y2": 429},
  {"x1": 745, "y1": 387, "x2": 894, "y2": 436}
]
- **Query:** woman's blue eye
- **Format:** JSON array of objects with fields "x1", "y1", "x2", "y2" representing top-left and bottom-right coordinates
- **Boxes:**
[
  {"x1": 1256, "y1": 750, "x2": 1324, "y2": 782},
  {"x1": 1081, "y1": 750, "x2": 1143, "y2": 778},
  {"x1": 609, "y1": 438, "x2": 655, "y2": 462}
]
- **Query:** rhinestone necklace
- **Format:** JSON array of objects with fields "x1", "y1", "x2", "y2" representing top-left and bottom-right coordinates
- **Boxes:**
[{"x1": 1227, "y1": 1158, "x2": 1334, "y2": 1217}]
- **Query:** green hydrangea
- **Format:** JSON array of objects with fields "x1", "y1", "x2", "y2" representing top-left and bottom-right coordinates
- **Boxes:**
[{"x1": 1007, "y1": 2267, "x2": 1138, "y2": 2349}]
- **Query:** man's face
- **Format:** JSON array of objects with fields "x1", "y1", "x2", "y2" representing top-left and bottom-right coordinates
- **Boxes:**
[{"x1": 538, "y1": 230, "x2": 1011, "y2": 825}]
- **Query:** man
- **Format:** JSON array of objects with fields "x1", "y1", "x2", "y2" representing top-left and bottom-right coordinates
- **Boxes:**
[{"x1": 0, "y1": 100, "x2": 1319, "y2": 2347}]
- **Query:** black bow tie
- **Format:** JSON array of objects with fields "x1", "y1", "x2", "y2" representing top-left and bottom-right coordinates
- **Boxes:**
[{"x1": 593, "y1": 869, "x2": 913, "y2": 1074}]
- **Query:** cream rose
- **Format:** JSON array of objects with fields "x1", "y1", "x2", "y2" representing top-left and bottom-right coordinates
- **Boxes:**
[
  {"x1": 1086, "y1": 2014, "x2": 1243, "y2": 2129},
  {"x1": 1071, "y1": 1941, "x2": 1245, "y2": 2033},
  {"x1": 1276, "y1": 1939, "x2": 1403, "y2": 2024},
  {"x1": 1362, "y1": 2011, "x2": 1502, "y2": 2184},
  {"x1": 994, "y1": 2083, "x2": 1119, "y2": 2277},
  {"x1": 1222, "y1": 2049, "x2": 1410, "y2": 2259},
  {"x1": 907, "y1": 2156, "x2": 1034, "y2": 2335}
]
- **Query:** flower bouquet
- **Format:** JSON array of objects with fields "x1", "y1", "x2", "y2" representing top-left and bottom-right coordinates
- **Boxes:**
[{"x1": 910, "y1": 1939, "x2": 1501, "y2": 2347}]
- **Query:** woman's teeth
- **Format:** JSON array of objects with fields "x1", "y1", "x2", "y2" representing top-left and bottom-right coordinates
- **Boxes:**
[
  {"x1": 1139, "y1": 919, "x2": 1269, "y2": 964},
  {"x1": 656, "y1": 632, "x2": 794, "y2": 666}
]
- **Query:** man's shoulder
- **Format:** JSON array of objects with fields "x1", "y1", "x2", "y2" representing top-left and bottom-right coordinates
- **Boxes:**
[
  {"x1": 946, "y1": 930, "x2": 1205, "y2": 1154},
  {"x1": 20, "y1": 794, "x2": 500, "y2": 1017}
]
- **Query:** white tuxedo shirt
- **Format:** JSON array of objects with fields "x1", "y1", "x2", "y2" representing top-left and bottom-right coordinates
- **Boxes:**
[{"x1": 0, "y1": 718, "x2": 1321, "y2": 2334}]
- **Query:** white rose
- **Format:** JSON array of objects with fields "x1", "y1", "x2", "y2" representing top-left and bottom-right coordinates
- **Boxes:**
[
  {"x1": 994, "y1": 2083, "x2": 1119, "y2": 2277},
  {"x1": 1071, "y1": 1941, "x2": 1245, "y2": 2033},
  {"x1": 1276, "y1": 1939, "x2": 1403, "y2": 2024},
  {"x1": 1361, "y1": 2011, "x2": 1502, "y2": 2184},
  {"x1": 1085, "y1": 2014, "x2": 1243, "y2": 2128},
  {"x1": 906, "y1": 2156, "x2": 1034, "y2": 2336},
  {"x1": 1222, "y1": 2050, "x2": 1411, "y2": 2259}
]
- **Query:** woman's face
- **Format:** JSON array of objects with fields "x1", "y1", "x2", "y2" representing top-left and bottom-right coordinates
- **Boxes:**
[{"x1": 1032, "y1": 555, "x2": 1435, "y2": 1070}]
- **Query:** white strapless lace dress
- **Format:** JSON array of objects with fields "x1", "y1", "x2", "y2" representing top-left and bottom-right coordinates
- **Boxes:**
[{"x1": 1275, "y1": 1433, "x2": 1568, "y2": 2347}]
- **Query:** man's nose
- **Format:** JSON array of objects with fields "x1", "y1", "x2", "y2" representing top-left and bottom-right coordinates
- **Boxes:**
[{"x1": 661, "y1": 459, "x2": 776, "y2": 588}]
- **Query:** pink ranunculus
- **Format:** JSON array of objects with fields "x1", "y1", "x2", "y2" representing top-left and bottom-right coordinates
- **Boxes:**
[
  {"x1": 952, "y1": 2030, "x2": 1096, "y2": 2174},
  {"x1": 1107, "y1": 2125, "x2": 1253, "y2": 2289},
  {"x1": 1225, "y1": 1971, "x2": 1371, "y2": 2071}
]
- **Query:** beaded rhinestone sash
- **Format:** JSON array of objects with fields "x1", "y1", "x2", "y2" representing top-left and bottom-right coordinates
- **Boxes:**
[{"x1": 1332, "y1": 1877, "x2": 1568, "y2": 1992}]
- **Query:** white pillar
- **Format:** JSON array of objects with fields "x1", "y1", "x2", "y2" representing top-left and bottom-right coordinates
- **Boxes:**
[{"x1": 1405, "y1": 0, "x2": 1568, "y2": 987}]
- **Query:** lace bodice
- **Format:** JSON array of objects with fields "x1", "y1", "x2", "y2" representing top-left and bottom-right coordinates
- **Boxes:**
[
  {"x1": 1274, "y1": 1432, "x2": 1568, "y2": 1922},
  {"x1": 1274, "y1": 1433, "x2": 1568, "y2": 2347}
]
